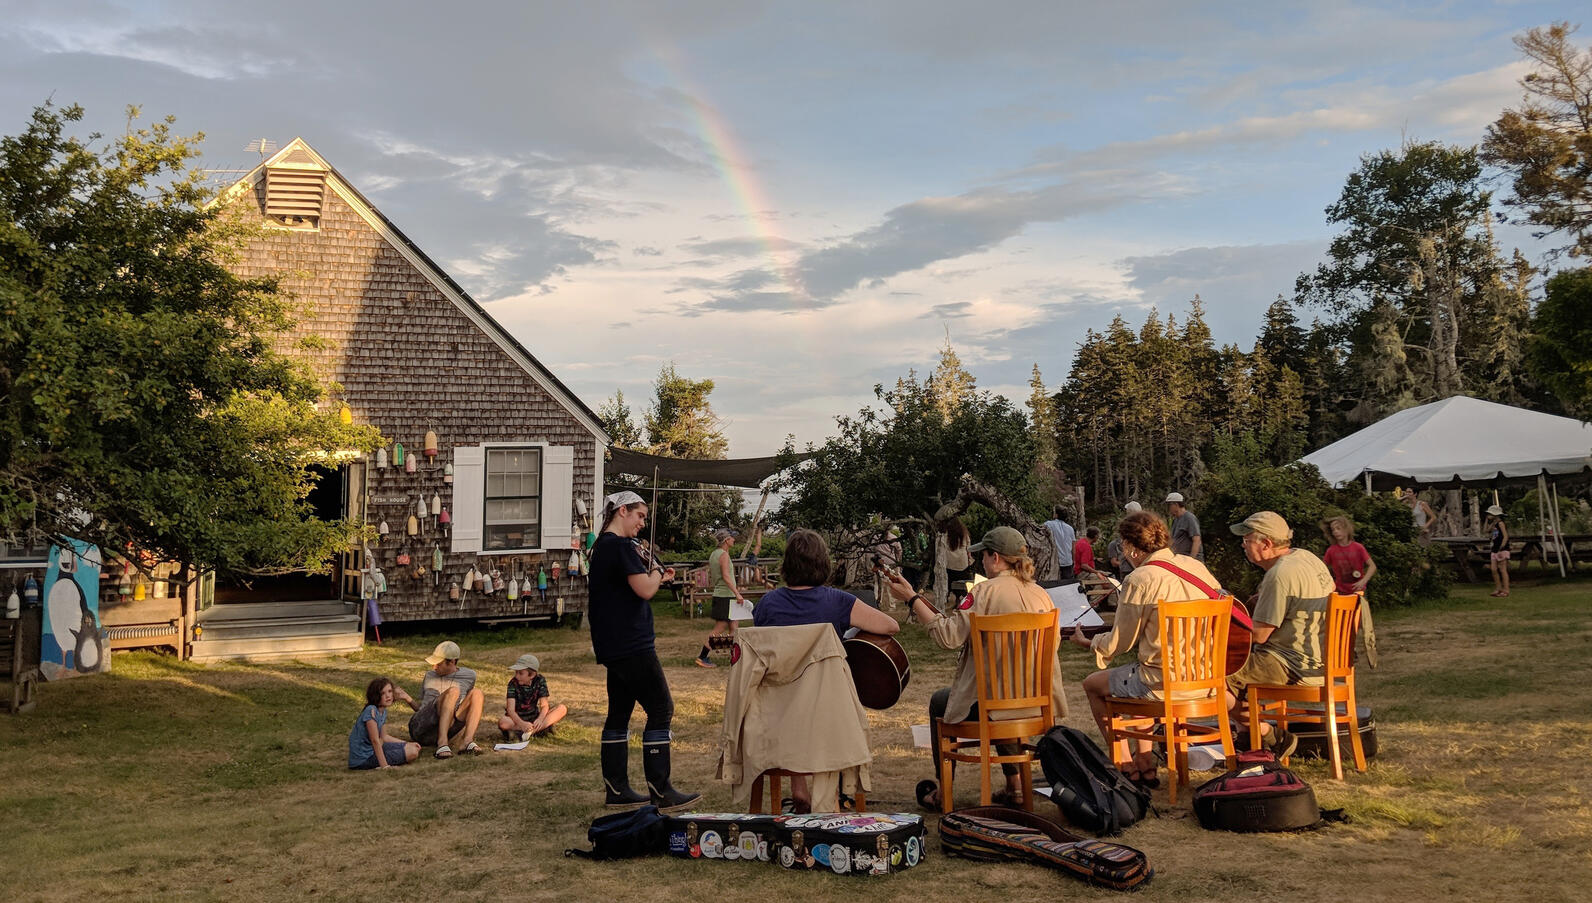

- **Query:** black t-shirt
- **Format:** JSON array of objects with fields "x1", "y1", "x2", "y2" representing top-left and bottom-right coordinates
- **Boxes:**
[{"x1": 587, "y1": 532, "x2": 654, "y2": 664}]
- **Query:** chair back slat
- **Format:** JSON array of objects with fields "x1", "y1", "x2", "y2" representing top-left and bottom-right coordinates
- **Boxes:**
[
  {"x1": 1325, "y1": 592, "x2": 1362, "y2": 680},
  {"x1": 1156, "y1": 596, "x2": 1233, "y2": 697},
  {"x1": 968, "y1": 610, "x2": 1058, "y2": 715}
]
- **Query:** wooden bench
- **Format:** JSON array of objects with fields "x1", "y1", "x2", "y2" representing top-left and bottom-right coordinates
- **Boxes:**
[{"x1": 1, "y1": 608, "x2": 42, "y2": 714}]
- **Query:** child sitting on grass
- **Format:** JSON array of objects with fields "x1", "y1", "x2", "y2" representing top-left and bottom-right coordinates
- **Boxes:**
[
  {"x1": 349, "y1": 677, "x2": 421, "y2": 770},
  {"x1": 498, "y1": 653, "x2": 568, "y2": 741}
]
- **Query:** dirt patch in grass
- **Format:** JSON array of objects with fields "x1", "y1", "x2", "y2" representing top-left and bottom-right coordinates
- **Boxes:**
[{"x1": 3, "y1": 579, "x2": 1592, "y2": 901}]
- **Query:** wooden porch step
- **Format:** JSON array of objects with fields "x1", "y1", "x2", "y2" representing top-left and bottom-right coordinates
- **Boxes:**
[{"x1": 189, "y1": 631, "x2": 364, "y2": 664}]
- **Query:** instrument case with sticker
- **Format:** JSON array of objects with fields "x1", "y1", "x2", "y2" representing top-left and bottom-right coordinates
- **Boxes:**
[
  {"x1": 770, "y1": 812, "x2": 927, "y2": 876},
  {"x1": 665, "y1": 813, "x2": 777, "y2": 863}
]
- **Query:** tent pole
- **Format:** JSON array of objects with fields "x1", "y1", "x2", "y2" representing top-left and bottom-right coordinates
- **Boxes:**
[
  {"x1": 1551, "y1": 480, "x2": 1568, "y2": 578},
  {"x1": 649, "y1": 465, "x2": 659, "y2": 560},
  {"x1": 1364, "y1": 471, "x2": 1372, "y2": 496},
  {"x1": 1538, "y1": 476, "x2": 1549, "y2": 566}
]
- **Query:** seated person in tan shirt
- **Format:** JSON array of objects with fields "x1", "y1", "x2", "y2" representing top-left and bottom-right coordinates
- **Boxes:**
[
  {"x1": 887, "y1": 525, "x2": 1067, "y2": 810},
  {"x1": 1071, "y1": 511, "x2": 1222, "y2": 786}
]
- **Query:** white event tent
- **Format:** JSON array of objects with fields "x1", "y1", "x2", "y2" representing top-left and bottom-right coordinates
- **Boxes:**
[{"x1": 1300, "y1": 396, "x2": 1592, "y2": 576}]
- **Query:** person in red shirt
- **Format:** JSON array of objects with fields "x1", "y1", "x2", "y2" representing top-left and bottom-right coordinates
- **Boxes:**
[
  {"x1": 1073, "y1": 526, "x2": 1099, "y2": 573},
  {"x1": 1321, "y1": 516, "x2": 1376, "y2": 596}
]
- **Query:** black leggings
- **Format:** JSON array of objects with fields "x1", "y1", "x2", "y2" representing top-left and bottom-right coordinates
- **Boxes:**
[{"x1": 603, "y1": 651, "x2": 674, "y2": 736}]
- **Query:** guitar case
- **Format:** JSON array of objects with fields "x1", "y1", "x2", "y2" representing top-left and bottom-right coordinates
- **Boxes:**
[
  {"x1": 1192, "y1": 750, "x2": 1321, "y2": 832},
  {"x1": 770, "y1": 812, "x2": 927, "y2": 876},
  {"x1": 665, "y1": 813, "x2": 777, "y2": 862},
  {"x1": 939, "y1": 806, "x2": 1153, "y2": 891},
  {"x1": 1288, "y1": 703, "x2": 1378, "y2": 761}
]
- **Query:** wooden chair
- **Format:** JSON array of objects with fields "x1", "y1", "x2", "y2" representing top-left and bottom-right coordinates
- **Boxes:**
[
  {"x1": 1103, "y1": 596, "x2": 1237, "y2": 805},
  {"x1": 934, "y1": 609, "x2": 1059, "y2": 814},
  {"x1": 748, "y1": 769, "x2": 866, "y2": 814},
  {"x1": 1, "y1": 608, "x2": 42, "y2": 714},
  {"x1": 1246, "y1": 592, "x2": 1367, "y2": 780}
]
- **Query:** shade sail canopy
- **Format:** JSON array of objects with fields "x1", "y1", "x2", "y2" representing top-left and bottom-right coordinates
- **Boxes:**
[
  {"x1": 1300, "y1": 396, "x2": 1592, "y2": 489},
  {"x1": 604, "y1": 446, "x2": 811, "y2": 489}
]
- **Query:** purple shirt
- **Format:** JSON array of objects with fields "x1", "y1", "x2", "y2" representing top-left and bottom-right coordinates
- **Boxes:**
[{"x1": 752, "y1": 585, "x2": 857, "y2": 637}]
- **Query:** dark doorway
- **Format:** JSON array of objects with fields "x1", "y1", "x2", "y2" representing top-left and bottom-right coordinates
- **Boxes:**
[{"x1": 214, "y1": 464, "x2": 350, "y2": 604}]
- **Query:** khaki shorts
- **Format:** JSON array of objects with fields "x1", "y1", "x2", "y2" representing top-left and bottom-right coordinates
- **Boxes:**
[{"x1": 1226, "y1": 648, "x2": 1298, "y2": 699}]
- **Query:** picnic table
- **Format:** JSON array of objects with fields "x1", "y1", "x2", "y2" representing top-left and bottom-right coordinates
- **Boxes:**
[{"x1": 1432, "y1": 534, "x2": 1592, "y2": 582}]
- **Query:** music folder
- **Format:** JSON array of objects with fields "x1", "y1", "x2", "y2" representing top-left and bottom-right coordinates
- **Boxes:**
[{"x1": 1045, "y1": 583, "x2": 1104, "y2": 629}]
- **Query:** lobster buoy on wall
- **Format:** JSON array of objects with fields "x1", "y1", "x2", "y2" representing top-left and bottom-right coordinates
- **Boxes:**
[
  {"x1": 406, "y1": 515, "x2": 419, "y2": 536},
  {"x1": 339, "y1": 404, "x2": 353, "y2": 425},
  {"x1": 431, "y1": 493, "x2": 442, "y2": 516},
  {"x1": 443, "y1": 463, "x2": 453, "y2": 484},
  {"x1": 378, "y1": 520, "x2": 390, "y2": 537},
  {"x1": 376, "y1": 446, "x2": 389, "y2": 469},
  {"x1": 393, "y1": 442, "x2": 405, "y2": 466},
  {"x1": 424, "y1": 430, "x2": 439, "y2": 458},
  {"x1": 439, "y1": 507, "x2": 451, "y2": 525},
  {"x1": 405, "y1": 454, "x2": 416, "y2": 473}
]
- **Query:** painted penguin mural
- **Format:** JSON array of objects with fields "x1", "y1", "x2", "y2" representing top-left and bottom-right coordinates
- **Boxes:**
[{"x1": 41, "y1": 541, "x2": 107, "y2": 681}]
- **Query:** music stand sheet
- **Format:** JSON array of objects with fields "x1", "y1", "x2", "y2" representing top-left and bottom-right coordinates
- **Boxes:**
[
  {"x1": 1045, "y1": 583, "x2": 1104, "y2": 629},
  {"x1": 728, "y1": 599, "x2": 756, "y2": 621}
]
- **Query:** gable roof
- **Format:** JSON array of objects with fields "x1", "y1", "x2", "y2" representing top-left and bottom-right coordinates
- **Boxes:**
[
  {"x1": 1301, "y1": 395, "x2": 1592, "y2": 489},
  {"x1": 221, "y1": 138, "x2": 609, "y2": 445}
]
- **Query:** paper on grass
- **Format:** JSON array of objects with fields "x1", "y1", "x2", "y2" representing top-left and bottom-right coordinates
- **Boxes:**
[
  {"x1": 1045, "y1": 582, "x2": 1103, "y2": 629},
  {"x1": 493, "y1": 741, "x2": 530, "y2": 751}
]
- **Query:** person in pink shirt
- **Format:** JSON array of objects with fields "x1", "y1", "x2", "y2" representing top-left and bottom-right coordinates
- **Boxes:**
[{"x1": 1321, "y1": 516, "x2": 1376, "y2": 597}]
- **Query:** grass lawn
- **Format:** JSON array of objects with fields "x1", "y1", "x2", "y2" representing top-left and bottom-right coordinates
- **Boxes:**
[{"x1": 3, "y1": 573, "x2": 1590, "y2": 902}]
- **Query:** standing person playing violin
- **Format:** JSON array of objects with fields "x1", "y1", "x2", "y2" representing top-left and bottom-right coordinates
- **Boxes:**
[
  {"x1": 588, "y1": 490, "x2": 701, "y2": 813},
  {"x1": 1070, "y1": 510, "x2": 1221, "y2": 787},
  {"x1": 885, "y1": 526, "x2": 1067, "y2": 810}
]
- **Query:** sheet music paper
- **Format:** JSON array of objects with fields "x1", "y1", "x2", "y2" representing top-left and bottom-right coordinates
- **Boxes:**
[
  {"x1": 1045, "y1": 582, "x2": 1104, "y2": 628},
  {"x1": 728, "y1": 599, "x2": 756, "y2": 621}
]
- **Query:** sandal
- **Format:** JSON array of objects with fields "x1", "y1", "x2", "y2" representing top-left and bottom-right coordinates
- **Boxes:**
[
  {"x1": 990, "y1": 789, "x2": 1021, "y2": 808},
  {"x1": 915, "y1": 779, "x2": 940, "y2": 811},
  {"x1": 461, "y1": 742, "x2": 483, "y2": 756},
  {"x1": 1131, "y1": 751, "x2": 1162, "y2": 790},
  {"x1": 433, "y1": 745, "x2": 454, "y2": 760}
]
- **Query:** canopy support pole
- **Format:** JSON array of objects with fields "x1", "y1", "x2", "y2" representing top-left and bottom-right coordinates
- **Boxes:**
[
  {"x1": 1364, "y1": 471, "x2": 1373, "y2": 496},
  {"x1": 649, "y1": 465, "x2": 659, "y2": 561},
  {"x1": 1551, "y1": 480, "x2": 1568, "y2": 578}
]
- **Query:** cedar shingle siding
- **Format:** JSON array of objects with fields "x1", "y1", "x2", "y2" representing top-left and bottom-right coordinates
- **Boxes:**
[{"x1": 228, "y1": 145, "x2": 600, "y2": 621}]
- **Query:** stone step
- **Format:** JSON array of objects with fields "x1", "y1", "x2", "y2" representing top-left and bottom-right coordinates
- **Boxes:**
[{"x1": 189, "y1": 631, "x2": 365, "y2": 664}]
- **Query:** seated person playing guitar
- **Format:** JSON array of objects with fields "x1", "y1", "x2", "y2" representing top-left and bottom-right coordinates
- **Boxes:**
[
  {"x1": 885, "y1": 526, "x2": 1068, "y2": 810},
  {"x1": 1226, "y1": 511, "x2": 1337, "y2": 759},
  {"x1": 1070, "y1": 510, "x2": 1224, "y2": 787},
  {"x1": 752, "y1": 528, "x2": 897, "y2": 811}
]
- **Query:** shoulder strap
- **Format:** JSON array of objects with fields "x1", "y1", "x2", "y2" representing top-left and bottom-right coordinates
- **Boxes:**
[{"x1": 1139, "y1": 559, "x2": 1221, "y2": 599}]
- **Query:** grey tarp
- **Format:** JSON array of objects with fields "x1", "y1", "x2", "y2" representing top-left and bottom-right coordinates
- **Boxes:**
[{"x1": 604, "y1": 447, "x2": 811, "y2": 489}]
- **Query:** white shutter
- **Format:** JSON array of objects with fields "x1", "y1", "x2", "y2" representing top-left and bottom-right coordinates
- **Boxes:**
[
  {"x1": 541, "y1": 445, "x2": 574, "y2": 551},
  {"x1": 451, "y1": 446, "x2": 485, "y2": 553}
]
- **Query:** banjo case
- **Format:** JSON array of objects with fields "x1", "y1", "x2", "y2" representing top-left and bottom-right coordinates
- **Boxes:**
[{"x1": 770, "y1": 812, "x2": 927, "y2": 876}]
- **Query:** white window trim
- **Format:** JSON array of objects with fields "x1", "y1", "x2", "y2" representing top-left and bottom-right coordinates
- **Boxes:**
[{"x1": 479, "y1": 441, "x2": 547, "y2": 555}]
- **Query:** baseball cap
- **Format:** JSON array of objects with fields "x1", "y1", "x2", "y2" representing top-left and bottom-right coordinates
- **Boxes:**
[
  {"x1": 1165, "y1": 492, "x2": 1185, "y2": 504},
  {"x1": 1486, "y1": 504, "x2": 1504, "y2": 516},
  {"x1": 425, "y1": 640, "x2": 461, "y2": 666},
  {"x1": 714, "y1": 527, "x2": 740, "y2": 542},
  {"x1": 509, "y1": 652, "x2": 541, "y2": 672},
  {"x1": 1124, "y1": 501, "x2": 1143, "y2": 513},
  {"x1": 969, "y1": 525, "x2": 1027, "y2": 557},
  {"x1": 1229, "y1": 511, "x2": 1293, "y2": 542}
]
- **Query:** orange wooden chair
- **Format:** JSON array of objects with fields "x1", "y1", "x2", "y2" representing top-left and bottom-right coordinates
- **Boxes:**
[
  {"x1": 933, "y1": 609, "x2": 1059, "y2": 813},
  {"x1": 1103, "y1": 596, "x2": 1238, "y2": 805},
  {"x1": 748, "y1": 769, "x2": 866, "y2": 814},
  {"x1": 1246, "y1": 592, "x2": 1367, "y2": 780}
]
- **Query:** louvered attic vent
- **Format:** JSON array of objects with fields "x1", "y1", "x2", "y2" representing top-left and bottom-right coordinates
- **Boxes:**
[{"x1": 264, "y1": 162, "x2": 327, "y2": 230}]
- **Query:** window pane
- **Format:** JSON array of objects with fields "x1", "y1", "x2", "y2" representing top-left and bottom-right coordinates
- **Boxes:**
[
  {"x1": 523, "y1": 473, "x2": 540, "y2": 496},
  {"x1": 487, "y1": 450, "x2": 510, "y2": 472},
  {"x1": 486, "y1": 473, "x2": 504, "y2": 497}
]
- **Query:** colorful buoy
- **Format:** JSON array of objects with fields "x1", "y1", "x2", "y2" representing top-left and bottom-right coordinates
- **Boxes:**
[
  {"x1": 393, "y1": 442, "x2": 405, "y2": 466},
  {"x1": 338, "y1": 404, "x2": 353, "y2": 425},
  {"x1": 443, "y1": 463, "x2": 453, "y2": 484},
  {"x1": 376, "y1": 447, "x2": 388, "y2": 469},
  {"x1": 424, "y1": 430, "x2": 439, "y2": 457}
]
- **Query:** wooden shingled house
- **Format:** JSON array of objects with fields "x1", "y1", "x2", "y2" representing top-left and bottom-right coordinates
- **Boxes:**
[{"x1": 103, "y1": 138, "x2": 609, "y2": 662}]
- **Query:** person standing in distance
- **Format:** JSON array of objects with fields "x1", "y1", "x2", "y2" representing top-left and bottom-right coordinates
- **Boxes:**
[
  {"x1": 1043, "y1": 506, "x2": 1077, "y2": 581},
  {"x1": 588, "y1": 491, "x2": 701, "y2": 812},
  {"x1": 1166, "y1": 492, "x2": 1203, "y2": 561}
]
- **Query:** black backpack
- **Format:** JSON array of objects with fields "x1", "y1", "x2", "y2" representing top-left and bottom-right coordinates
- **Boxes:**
[
  {"x1": 1191, "y1": 750, "x2": 1328, "y2": 832},
  {"x1": 1035, "y1": 726, "x2": 1150, "y2": 836},
  {"x1": 565, "y1": 805, "x2": 669, "y2": 860}
]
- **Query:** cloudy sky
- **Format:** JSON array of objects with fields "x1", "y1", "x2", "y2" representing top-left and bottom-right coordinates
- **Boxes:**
[{"x1": 2, "y1": 1, "x2": 1575, "y2": 455}]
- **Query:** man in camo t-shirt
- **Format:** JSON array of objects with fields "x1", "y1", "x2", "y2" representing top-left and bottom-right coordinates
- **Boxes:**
[{"x1": 1224, "y1": 511, "x2": 1334, "y2": 759}]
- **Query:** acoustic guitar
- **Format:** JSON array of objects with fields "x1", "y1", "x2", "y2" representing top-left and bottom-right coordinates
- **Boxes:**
[{"x1": 843, "y1": 629, "x2": 911, "y2": 710}]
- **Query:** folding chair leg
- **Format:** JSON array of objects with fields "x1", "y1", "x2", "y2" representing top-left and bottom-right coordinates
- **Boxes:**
[{"x1": 939, "y1": 739, "x2": 955, "y2": 815}]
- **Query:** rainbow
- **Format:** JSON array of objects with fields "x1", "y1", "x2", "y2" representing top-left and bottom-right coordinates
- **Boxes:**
[{"x1": 648, "y1": 44, "x2": 807, "y2": 303}]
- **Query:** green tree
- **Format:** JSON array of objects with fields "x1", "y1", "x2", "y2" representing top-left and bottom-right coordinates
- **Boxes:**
[
  {"x1": 1526, "y1": 267, "x2": 1592, "y2": 418},
  {"x1": 0, "y1": 103, "x2": 378, "y2": 576},
  {"x1": 597, "y1": 389, "x2": 642, "y2": 449},
  {"x1": 1482, "y1": 21, "x2": 1592, "y2": 259},
  {"x1": 928, "y1": 336, "x2": 976, "y2": 422},
  {"x1": 642, "y1": 363, "x2": 736, "y2": 550},
  {"x1": 1298, "y1": 141, "x2": 1506, "y2": 413}
]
